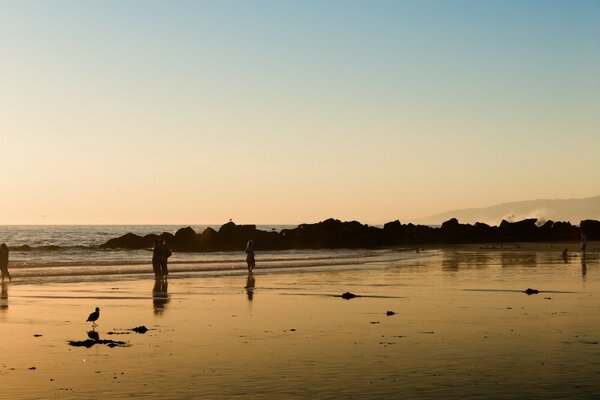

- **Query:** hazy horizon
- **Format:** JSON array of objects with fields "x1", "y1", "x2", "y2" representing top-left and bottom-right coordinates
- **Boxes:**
[{"x1": 1, "y1": 1, "x2": 599, "y2": 225}]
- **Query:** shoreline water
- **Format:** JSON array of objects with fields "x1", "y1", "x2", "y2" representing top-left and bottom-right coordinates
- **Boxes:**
[{"x1": 1, "y1": 246, "x2": 599, "y2": 399}]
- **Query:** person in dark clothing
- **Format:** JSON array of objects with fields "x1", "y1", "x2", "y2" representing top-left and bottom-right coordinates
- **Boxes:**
[
  {"x1": 0, "y1": 243, "x2": 11, "y2": 282},
  {"x1": 161, "y1": 240, "x2": 172, "y2": 279},
  {"x1": 152, "y1": 240, "x2": 163, "y2": 279}
]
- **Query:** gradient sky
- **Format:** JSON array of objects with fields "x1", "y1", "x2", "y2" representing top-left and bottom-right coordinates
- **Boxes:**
[{"x1": 1, "y1": 0, "x2": 599, "y2": 225}]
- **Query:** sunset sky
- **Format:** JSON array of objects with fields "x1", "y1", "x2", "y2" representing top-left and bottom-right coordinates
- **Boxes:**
[{"x1": 1, "y1": 1, "x2": 599, "y2": 225}]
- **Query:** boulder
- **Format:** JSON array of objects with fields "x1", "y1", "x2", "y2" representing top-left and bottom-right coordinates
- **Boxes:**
[{"x1": 581, "y1": 220, "x2": 600, "y2": 240}]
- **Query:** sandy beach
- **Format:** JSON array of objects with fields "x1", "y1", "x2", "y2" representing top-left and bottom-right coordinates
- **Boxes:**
[{"x1": 1, "y1": 245, "x2": 599, "y2": 399}]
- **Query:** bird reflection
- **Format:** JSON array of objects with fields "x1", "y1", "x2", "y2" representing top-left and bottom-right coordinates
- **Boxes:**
[
  {"x1": 153, "y1": 279, "x2": 170, "y2": 314},
  {"x1": 0, "y1": 283, "x2": 7, "y2": 311},
  {"x1": 245, "y1": 271, "x2": 255, "y2": 301},
  {"x1": 87, "y1": 329, "x2": 100, "y2": 341}
]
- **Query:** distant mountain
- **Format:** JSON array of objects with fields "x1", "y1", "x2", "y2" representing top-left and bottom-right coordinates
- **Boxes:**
[{"x1": 415, "y1": 195, "x2": 600, "y2": 226}]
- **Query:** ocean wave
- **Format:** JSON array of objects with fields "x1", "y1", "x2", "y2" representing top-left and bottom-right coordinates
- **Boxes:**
[{"x1": 5, "y1": 250, "x2": 432, "y2": 282}]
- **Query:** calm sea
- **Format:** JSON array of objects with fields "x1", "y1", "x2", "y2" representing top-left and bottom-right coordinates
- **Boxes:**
[{"x1": 0, "y1": 225, "x2": 413, "y2": 282}]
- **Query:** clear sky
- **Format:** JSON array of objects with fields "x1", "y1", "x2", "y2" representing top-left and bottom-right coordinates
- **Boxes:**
[{"x1": 1, "y1": 0, "x2": 599, "y2": 225}]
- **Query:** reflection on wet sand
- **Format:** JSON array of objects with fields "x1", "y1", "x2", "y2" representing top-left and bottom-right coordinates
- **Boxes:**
[
  {"x1": 87, "y1": 329, "x2": 100, "y2": 342},
  {"x1": 582, "y1": 257, "x2": 587, "y2": 280},
  {"x1": 0, "y1": 283, "x2": 7, "y2": 311},
  {"x1": 152, "y1": 279, "x2": 170, "y2": 314},
  {"x1": 68, "y1": 329, "x2": 127, "y2": 348},
  {"x1": 442, "y1": 251, "x2": 493, "y2": 272},
  {"x1": 245, "y1": 271, "x2": 255, "y2": 301},
  {"x1": 501, "y1": 251, "x2": 538, "y2": 269}
]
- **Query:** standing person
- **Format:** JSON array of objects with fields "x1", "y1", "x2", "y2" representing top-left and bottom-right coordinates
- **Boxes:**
[
  {"x1": 581, "y1": 233, "x2": 587, "y2": 258},
  {"x1": 152, "y1": 239, "x2": 163, "y2": 279},
  {"x1": 0, "y1": 244, "x2": 11, "y2": 282},
  {"x1": 245, "y1": 240, "x2": 255, "y2": 272},
  {"x1": 161, "y1": 240, "x2": 172, "y2": 279}
]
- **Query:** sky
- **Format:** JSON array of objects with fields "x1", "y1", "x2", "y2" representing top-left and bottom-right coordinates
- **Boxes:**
[{"x1": 0, "y1": 0, "x2": 599, "y2": 225}]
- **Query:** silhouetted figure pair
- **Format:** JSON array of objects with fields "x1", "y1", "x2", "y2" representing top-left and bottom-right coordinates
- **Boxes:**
[
  {"x1": 0, "y1": 243, "x2": 11, "y2": 282},
  {"x1": 152, "y1": 239, "x2": 172, "y2": 279},
  {"x1": 246, "y1": 240, "x2": 255, "y2": 272}
]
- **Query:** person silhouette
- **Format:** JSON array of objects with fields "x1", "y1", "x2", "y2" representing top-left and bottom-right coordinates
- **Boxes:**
[
  {"x1": 245, "y1": 270, "x2": 255, "y2": 301},
  {"x1": 0, "y1": 244, "x2": 11, "y2": 282},
  {"x1": 581, "y1": 233, "x2": 587, "y2": 258},
  {"x1": 152, "y1": 239, "x2": 163, "y2": 279},
  {"x1": 161, "y1": 240, "x2": 172, "y2": 279},
  {"x1": 245, "y1": 240, "x2": 255, "y2": 272}
]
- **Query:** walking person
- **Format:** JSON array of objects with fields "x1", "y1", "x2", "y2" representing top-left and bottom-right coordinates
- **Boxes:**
[
  {"x1": 581, "y1": 233, "x2": 587, "y2": 258},
  {"x1": 152, "y1": 239, "x2": 163, "y2": 279},
  {"x1": 161, "y1": 240, "x2": 172, "y2": 279},
  {"x1": 245, "y1": 240, "x2": 255, "y2": 272},
  {"x1": 0, "y1": 243, "x2": 11, "y2": 282}
]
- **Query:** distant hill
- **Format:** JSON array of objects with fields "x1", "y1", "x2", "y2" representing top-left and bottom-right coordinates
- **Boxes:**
[{"x1": 415, "y1": 195, "x2": 600, "y2": 225}]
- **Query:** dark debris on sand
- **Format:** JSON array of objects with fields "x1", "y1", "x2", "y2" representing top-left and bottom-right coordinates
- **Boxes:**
[
  {"x1": 68, "y1": 339, "x2": 129, "y2": 348},
  {"x1": 524, "y1": 288, "x2": 540, "y2": 295},
  {"x1": 131, "y1": 326, "x2": 149, "y2": 334},
  {"x1": 340, "y1": 292, "x2": 360, "y2": 300}
]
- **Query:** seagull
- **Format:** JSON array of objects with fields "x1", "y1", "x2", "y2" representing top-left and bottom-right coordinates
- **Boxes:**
[{"x1": 86, "y1": 307, "x2": 100, "y2": 327}]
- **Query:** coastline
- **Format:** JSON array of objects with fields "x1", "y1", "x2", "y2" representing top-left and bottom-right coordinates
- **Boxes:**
[{"x1": 1, "y1": 245, "x2": 599, "y2": 399}]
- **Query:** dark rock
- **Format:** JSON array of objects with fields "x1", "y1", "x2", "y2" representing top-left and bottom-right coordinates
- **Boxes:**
[
  {"x1": 173, "y1": 227, "x2": 201, "y2": 251},
  {"x1": 341, "y1": 292, "x2": 359, "y2": 299},
  {"x1": 524, "y1": 288, "x2": 539, "y2": 295},
  {"x1": 581, "y1": 219, "x2": 600, "y2": 240},
  {"x1": 386, "y1": 311, "x2": 396, "y2": 316},
  {"x1": 68, "y1": 339, "x2": 128, "y2": 348},
  {"x1": 100, "y1": 233, "x2": 154, "y2": 249},
  {"x1": 98, "y1": 216, "x2": 598, "y2": 252},
  {"x1": 499, "y1": 219, "x2": 539, "y2": 242},
  {"x1": 131, "y1": 326, "x2": 148, "y2": 334}
]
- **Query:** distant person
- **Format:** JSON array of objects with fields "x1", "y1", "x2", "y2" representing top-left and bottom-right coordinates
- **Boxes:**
[
  {"x1": 0, "y1": 244, "x2": 11, "y2": 282},
  {"x1": 245, "y1": 240, "x2": 255, "y2": 272},
  {"x1": 152, "y1": 240, "x2": 163, "y2": 279},
  {"x1": 161, "y1": 240, "x2": 172, "y2": 279},
  {"x1": 562, "y1": 248, "x2": 569, "y2": 262},
  {"x1": 581, "y1": 233, "x2": 587, "y2": 257}
]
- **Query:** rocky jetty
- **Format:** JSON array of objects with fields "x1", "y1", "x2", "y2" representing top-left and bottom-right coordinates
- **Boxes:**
[{"x1": 99, "y1": 217, "x2": 596, "y2": 252}]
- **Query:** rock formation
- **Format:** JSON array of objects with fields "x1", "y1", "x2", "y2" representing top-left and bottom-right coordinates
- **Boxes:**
[{"x1": 99, "y1": 217, "x2": 595, "y2": 252}]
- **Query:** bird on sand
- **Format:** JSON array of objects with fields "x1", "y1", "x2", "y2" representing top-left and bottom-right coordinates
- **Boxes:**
[{"x1": 86, "y1": 307, "x2": 100, "y2": 327}]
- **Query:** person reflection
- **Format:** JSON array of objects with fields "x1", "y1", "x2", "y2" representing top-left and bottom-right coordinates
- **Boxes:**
[
  {"x1": 581, "y1": 257, "x2": 587, "y2": 280},
  {"x1": 152, "y1": 279, "x2": 170, "y2": 314},
  {"x1": 562, "y1": 248, "x2": 569, "y2": 263},
  {"x1": 245, "y1": 271, "x2": 255, "y2": 301},
  {"x1": 0, "y1": 282, "x2": 8, "y2": 311}
]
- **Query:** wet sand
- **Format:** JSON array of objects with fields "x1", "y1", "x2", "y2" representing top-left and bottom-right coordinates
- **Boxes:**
[{"x1": 0, "y1": 246, "x2": 599, "y2": 399}]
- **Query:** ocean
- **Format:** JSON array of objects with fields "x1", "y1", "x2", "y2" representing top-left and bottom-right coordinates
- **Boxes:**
[{"x1": 0, "y1": 225, "x2": 416, "y2": 282}]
